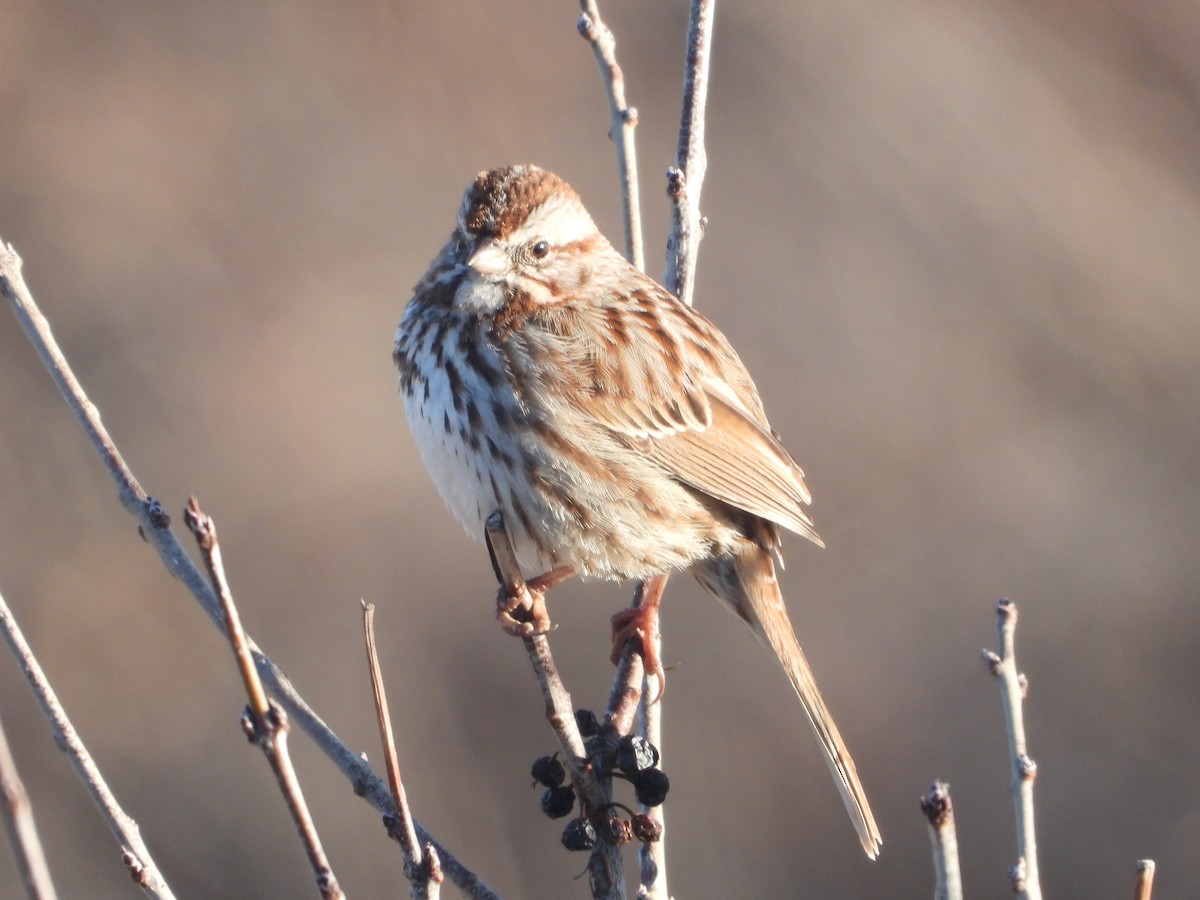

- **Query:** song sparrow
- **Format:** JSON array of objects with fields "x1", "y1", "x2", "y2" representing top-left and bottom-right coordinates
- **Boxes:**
[{"x1": 394, "y1": 165, "x2": 881, "y2": 858}]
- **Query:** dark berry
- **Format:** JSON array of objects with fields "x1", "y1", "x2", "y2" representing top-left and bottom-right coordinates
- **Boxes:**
[
  {"x1": 531, "y1": 754, "x2": 566, "y2": 788},
  {"x1": 540, "y1": 786, "x2": 575, "y2": 819},
  {"x1": 634, "y1": 768, "x2": 670, "y2": 807},
  {"x1": 617, "y1": 735, "x2": 659, "y2": 776},
  {"x1": 561, "y1": 816, "x2": 597, "y2": 851}
]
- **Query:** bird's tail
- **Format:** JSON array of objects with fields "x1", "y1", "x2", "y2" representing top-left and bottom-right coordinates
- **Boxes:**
[{"x1": 695, "y1": 549, "x2": 882, "y2": 859}]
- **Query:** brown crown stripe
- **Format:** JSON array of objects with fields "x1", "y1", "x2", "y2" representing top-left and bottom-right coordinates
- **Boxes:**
[{"x1": 464, "y1": 166, "x2": 576, "y2": 239}]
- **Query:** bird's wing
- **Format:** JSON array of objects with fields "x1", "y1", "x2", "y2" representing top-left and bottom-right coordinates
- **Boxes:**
[{"x1": 544, "y1": 289, "x2": 823, "y2": 545}]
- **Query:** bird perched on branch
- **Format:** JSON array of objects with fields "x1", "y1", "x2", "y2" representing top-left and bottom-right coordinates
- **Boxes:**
[{"x1": 394, "y1": 165, "x2": 881, "y2": 858}]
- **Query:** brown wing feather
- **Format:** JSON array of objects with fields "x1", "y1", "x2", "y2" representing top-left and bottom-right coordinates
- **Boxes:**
[
  {"x1": 550, "y1": 281, "x2": 822, "y2": 546},
  {"x1": 648, "y1": 386, "x2": 823, "y2": 545}
]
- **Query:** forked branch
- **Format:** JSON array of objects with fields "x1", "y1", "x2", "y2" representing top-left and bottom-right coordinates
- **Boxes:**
[
  {"x1": 184, "y1": 498, "x2": 343, "y2": 900},
  {"x1": 484, "y1": 512, "x2": 627, "y2": 900}
]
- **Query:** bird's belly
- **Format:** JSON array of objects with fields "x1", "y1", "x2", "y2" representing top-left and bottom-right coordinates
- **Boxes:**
[
  {"x1": 399, "y1": 330, "x2": 734, "y2": 580},
  {"x1": 405, "y1": 398, "x2": 496, "y2": 541}
]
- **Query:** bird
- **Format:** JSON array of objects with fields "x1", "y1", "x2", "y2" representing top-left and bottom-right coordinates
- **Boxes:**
[{"x1": 393, "y1": 164, "x2": 881, "y2": 858}]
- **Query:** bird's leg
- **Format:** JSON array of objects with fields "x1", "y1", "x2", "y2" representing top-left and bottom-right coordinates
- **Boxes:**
[
  {"x1": 610, "y1": 574, "x2": 669, "y2": 697},
  {"x1": 483, "y1": 511, "x2": 574, "y2": 637}
]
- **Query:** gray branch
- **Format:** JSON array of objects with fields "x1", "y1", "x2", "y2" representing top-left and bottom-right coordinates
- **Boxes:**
[
  {"x1": 983, "y1": 599, "x2": 1042, "y2": 900},
  {"x1": 663, "y1": 0, "x2": 716, "y2": 306},
  {"x1": 578, "y1": 0, "x2": 644, "y2": 271}
]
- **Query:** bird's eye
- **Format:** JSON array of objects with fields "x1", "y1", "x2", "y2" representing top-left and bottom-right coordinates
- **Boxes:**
[{"x1": 530, "y1": 240, "x2": 550, "y2": 259}]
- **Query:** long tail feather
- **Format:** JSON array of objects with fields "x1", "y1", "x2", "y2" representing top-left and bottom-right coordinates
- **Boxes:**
[{"x1": 695, "y1": 550, "x2": 882, "y2": 859}]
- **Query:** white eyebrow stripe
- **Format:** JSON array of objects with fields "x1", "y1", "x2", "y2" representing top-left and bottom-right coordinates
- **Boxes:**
[{"x1": 516, "y1": 195, "x2": 594, "y2": 245}]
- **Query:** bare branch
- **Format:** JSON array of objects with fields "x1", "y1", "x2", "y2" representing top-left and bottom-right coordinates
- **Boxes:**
[
  {"x1": 0, "y1": 589, "x2": 176, "y2": 899},
  {"x1": 663, "y1": 0, "x2": 716, "y2": 306},
  {"x1": 363, "y1": 603, "x2": 442, "y2": 899},
  {"x1": 183, "y1": 499, "x2": 343, "y2": 900},
  {"x1": 920, "y1": 780, "x2": 962, "y2": 900},
  {"x1": 1134, "y1": 859, "x2": 1156, "y2": 900},
  {"x1": 604, "y1": 627, "x2": 646, "y2": 738},
  {"x1": 0, "y1": 706, "x2": 58, "y2": 900},
  {"x1": 635, "y1": 669, "x2": 666, "y2": 899},
  {"x1": 577, "y1": 0, "x2": 644, "y2": 271},
  {"x1": 0, "y1": 241, "x2": 499, "y2": 900},
  {"x1": 983, "y1": 599, "x2": 1042, "y2": 900},
  {"x1": 485, "y1": 513, "x2": 627, "y2": 900}
]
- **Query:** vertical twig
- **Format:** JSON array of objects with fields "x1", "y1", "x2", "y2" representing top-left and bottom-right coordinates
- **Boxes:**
[
  {"x1": 663, "y1": 0, "x2": 716, "y2": 306},
  {"x1": 920, "y1": 780, "x2": 963, "y2": 900},
  {"x1": 0, "y1": 706, "x2": 58, "y2": 900},
  {"x1": 983, "y1": 599, "x2": 1042, "y2": 900},
  {"x1": 183, "y1": 499, "x2": 344, "y2": 900},
  {"x1": 0, "y1": 590, "x2": 176, "y2": 900},
  {"x1": 579, "y1": 4, "x2": 716, "y2": 895},
  {"x1": 1, "y1": 241, "x2": 499, "y2": 900},
  {"x1": 363, "y1": 603, "x2": 442, "y2": 899},
  {"x1": 1133, "y1": 859, "x2": 1156, "y2": 900},
  {"x1": 577, "y1": 0, "x2": 644, "y2": 271},
  {"x1": 642, "y1": 6, "x2": 719, "y2": 887},
  {"x1": 635, "y1": 683, "x2": 666, "y2": 899},
  {"x1": 606, "y1": 577, "x2": 669, "y2": 900},
  {"x1": 484, "y1": 513, "x2": 627, "y2": 900}
]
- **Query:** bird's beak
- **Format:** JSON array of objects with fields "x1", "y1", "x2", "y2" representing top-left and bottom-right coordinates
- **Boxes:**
[{"x1": 467, "y1": 237, "x2": 508, "y2": 277}]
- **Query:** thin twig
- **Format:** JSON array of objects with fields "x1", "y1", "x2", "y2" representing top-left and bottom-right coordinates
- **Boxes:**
[
  {"x1": 183, "y1": 499, "x2": 343, "y2": 900},
  {"x1": 0, "y1": 589, "x2": 175, "y2": 899},
  {"x1": 577, "y1": 0, "x2": 643, "y2": 271},
  {"x1": 605, "y1": 632, "x2": 646, "y2": 738},
  {"x1": 0, "y1": 705, "x2": 58, "y2": 900},
  {"x1": 601, "y1": 575, "x2": 668, "y2": 899},
  {"x1": 363, "y1": 603, "x2": 441, "y2": 899},
  {"x1": 484, "y1": 513, "x2": 627, "y2": 900},
  {"x1": 920, "y1": 780, "x2": 963, "y2": 900},
  {"x1": 982, "y1": 599, "x2": 1041, "y2": 900},
  {"x1": 635, "y1": 655, "x2": 666, "y2": 900},
  {"x1": 663, "y1": 0, "x2": 716, "y2": 306},
  {"x1": 1134, "y1": 859, "x2": 1155, "y2": 900},
  {"x1": 0, "y1": 241, "x2": 500, "y2": 900}
]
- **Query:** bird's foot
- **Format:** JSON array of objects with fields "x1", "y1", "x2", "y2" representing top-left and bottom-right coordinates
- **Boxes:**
[
  {"x1": 495, "y1": 566, "x2": 573, "y2": 637},
  {"x1": 610, "y1": 575, "x2": 669, "y2": 702}
]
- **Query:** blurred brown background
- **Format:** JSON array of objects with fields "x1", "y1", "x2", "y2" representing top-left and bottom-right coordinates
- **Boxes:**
[{"x1": 2, "y1": 2, "x2": 1199, "y2": 897}]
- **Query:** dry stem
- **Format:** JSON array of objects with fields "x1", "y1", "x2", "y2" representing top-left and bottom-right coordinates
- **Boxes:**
[
  {"x1": 484, "y1": 513, "x2": 626, "y2": 900},
  {"x1": 920, "y1": 780, "x2": 962, "y2": 900},
  {"x1": 577, "y1": 0, "x2": 644, "y2": 271},
  {"x1": 663, "y1": 0, "x2": 716, "y2": 307},
  {"x1": 983, "y1": 598, "x2": 1041, "y2": 900},
  {"x1": 1134, "y1": 859, "x2": 1155, "y2": 900},
  {"x1": 183, "y1": 498, "x2": 343, "y2": 900},
  {"x1": 363, "y1": 603, "x2": 442, "y2": 899}
]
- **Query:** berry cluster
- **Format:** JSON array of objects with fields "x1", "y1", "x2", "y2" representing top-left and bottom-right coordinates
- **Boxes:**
[{"x1": 530, "y1": 709, "x2": 669, "y2": 852}]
